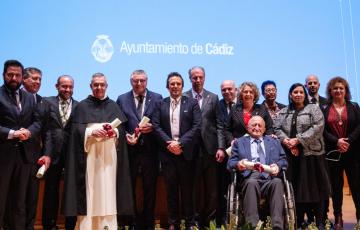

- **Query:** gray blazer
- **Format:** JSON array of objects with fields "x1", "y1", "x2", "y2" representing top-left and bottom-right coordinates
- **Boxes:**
[
  {"x1": 273, "y1": 104, "x2": 325, "y2": 156},
  {"x1": 183, "y1": 89, "x2": 225, "y2": 155}
]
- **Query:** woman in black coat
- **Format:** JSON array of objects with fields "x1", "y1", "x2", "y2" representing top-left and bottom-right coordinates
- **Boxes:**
[{"x1": 322, "y1": 76, "x2": 360, "y2": 228}]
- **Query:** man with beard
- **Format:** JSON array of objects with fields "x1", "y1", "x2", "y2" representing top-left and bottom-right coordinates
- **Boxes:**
[
  {"x1": 22, "y1": 67, "x2": 51, "y2": 230},
  {"x1": 183, "y1": 66, "x2": 225, "y2": 229},
  {"x1": 0, "y1": 60, "x2": 41, "y2": 230},
  {"x1": 42, "y1": 75, "x2": 77, "y2": 230},
  {"x1": 305, "y1": 74, "x2": 327, "y2": 106},
  {"x1": 64, "y1": 73, "x2": 133, "y2": 229}
]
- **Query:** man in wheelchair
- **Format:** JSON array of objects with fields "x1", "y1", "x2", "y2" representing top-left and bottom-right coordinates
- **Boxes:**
[{"x1": 227, "y1": 116, "x2": 287, "y2": 229}]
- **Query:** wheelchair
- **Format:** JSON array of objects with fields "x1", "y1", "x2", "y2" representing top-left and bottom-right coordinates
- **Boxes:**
[{"x1": 226, "y1": 169, "x2": 296, "y2": 229}]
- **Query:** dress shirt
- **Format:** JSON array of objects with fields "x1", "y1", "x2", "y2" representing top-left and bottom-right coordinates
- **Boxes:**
[
  {"x1": 133, "y1": 90, "x2": 147, "y2": 117},
  {"x1": 58, "y1": 97, "x2": 72, "y2": 122},
  {"x1": 250, "y1": 136, "x2": 266, "y2": 162},
  {"x1": 170, "y1": 96, "x2": 181, "y2": 140}
]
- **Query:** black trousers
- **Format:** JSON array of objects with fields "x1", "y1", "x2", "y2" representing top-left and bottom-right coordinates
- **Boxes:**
[
  {"x1": 193, "y1": 153, "x2": 217, "y2": 227},
  {"x1": 0, "y1": 146, "x2": 30, "y2": 230},
  {"x1": 216, "y1": 157, "x2": 230, "y2": 226},
  {"x1": 25, "y1": 163, "x2": 40, "y2": 230},
  {"x1": 328, "y1": 154, "x2": 360, "y2": 219},
  {"x1": 162, "y1": 154, "x2": 195, "y2": 227},
  {"x1": 128, "y1": 152, "x2": 158, "y2": 229},
  {"x1": 42, "y1": 162, "x2": 76, "y2": 230}
]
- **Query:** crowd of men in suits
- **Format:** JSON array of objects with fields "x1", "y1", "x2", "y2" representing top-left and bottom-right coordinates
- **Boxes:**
[{"x1": 0, "y1": 59, "x2": 332, "y2": 230}]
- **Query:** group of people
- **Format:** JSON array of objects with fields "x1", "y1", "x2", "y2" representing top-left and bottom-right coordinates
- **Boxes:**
[{"x1": 0, "y1": 59, "x2": 359, "y2": 230}]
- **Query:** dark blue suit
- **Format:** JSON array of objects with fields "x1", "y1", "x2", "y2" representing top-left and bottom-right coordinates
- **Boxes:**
[
  {"x1": 227, "y1": 135, "x2": 287, "y2": 228},
  {"x1": 116, "y1": 90, "x2": 162, "y2": 229},
  {"x1": 152, "y1": 95, "x2": 201, "y2": 227},
  {"x1": 0, "y1": 85, "x2": 41, "y2": 230}
]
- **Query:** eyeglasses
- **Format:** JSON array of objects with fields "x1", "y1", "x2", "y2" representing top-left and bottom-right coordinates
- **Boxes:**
[
  {"x1": 132, "y1": 79, "x2": 147, "y2": 84},
  {"x1": 325, "y1": 150, "x2": 341, "y2": 162},
  {"x1": 265, "y1": 88, "x2": 277, "y2": 93}
]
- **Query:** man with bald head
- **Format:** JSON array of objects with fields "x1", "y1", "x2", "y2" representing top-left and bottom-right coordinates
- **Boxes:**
[
  {"x1": 305, "y1": 74, "x2": 327, "y2": 106},
  {"x1": 227, "y1": 116, "x2": 287, "y2": 229},
  {"x1": 42, "y1": 75, "x2": 78, "y2": 230}
]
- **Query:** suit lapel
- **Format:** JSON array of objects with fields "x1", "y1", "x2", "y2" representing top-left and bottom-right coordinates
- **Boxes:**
[
  {"x1": 263, "y1": 136, "x2": 271, "y2": 165},
  {"x1": 144, "y1": 91, "x2": 152, "y2": 115},
  {"x1": 127, "y1": 91, "x2": 140, "y2": 121},
  {"x1": 243, "y1": 136, "x2": 252, "y2": 160},
  {"x1": 201, "y1": 90, "x2": 210, "y2": 111},
  {"x1": 164, "y1": 97, "x2": 171, "y2": 134},
  {"x1": 54, "y1": 97, "x2": 63, "y2": 126}
]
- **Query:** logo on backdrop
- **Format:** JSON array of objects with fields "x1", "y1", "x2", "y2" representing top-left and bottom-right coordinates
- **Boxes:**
[
  {"x1": 91, "y1": 35, "x2": 114, "y2": 63},
  {"x1": 91, "y1": 34, "x2": 235, "y2": 63}
]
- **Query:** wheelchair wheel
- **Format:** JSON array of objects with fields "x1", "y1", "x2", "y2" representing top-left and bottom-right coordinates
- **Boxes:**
[
  {"x1": 283, "y1": 179, "x2": 296, "y2": 230},
  {"x1": 226, "y1": 173, "x2": 242, "y2": 229}
]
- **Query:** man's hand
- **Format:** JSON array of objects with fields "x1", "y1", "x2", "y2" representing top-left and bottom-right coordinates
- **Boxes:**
[
  {"x1": 126, "y1": 133, "x2": 138, "y2": 145},
  {"x1": 139, "y1": 123, "x2": 153, "y2": 134},
  {"x1": 337, "y1": 138, "x2": 349, "y2": 153},
  {"x1": 269, "y1": 163, "x2": 279, "y2": 176},
  {"x1": 92, "y1": 128, "x2": 108, "y2": 138},
  {"x1": 215, "y1": 149, "x2": 225, "y2": 163},
  {"x1": 38, "y1": 156, "x2": 51, "y2": 170},
  {"x1": 14, "y1": 128, "x2": 31, "y2": 140},
  {"x1": 237, "y1": 159, "x2": 247, "y2": 171},
  {"x1": 167, "y1": 140, "x2": 182, "y2": 155}
]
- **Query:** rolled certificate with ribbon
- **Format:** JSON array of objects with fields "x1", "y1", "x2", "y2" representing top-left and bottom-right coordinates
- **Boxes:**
[
  {"x1": 36, "y1": 159, "x2": 47, "y2": 178},
  {"x1": 242, "y1": 160, "x2": 276, "y2": 174},
  {"x1": 103, "y1": 118, "x2": 122, "y2": 137},
  {"x1": 225, "y1": 146, "x2": 232, "y2": 156},
  {"x1": 134, "y1": 116, "x2": 150, "y2": 138}
]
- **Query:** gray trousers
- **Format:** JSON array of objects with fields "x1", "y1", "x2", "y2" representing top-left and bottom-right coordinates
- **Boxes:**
[{"x1": 241, "y1": 171, "x2": 284, "y2": 229}]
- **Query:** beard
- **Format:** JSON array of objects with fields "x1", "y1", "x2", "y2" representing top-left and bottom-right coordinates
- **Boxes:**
[{"x1": 5, "y1": 80, "x2": 22, "y2": 91}]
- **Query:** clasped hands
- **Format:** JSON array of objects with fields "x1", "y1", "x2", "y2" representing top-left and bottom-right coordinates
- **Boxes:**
[
  {"x1": 337, "y1": 137, "x2": 349, "y2": 153},
  {"x1": 167, "y1": 140, "x2": 182, "y2": 155},
  {"x1": 91, "y1": 126, "x2": 116, "y2": 138},
  {"x1": 14, "y1": 128, "x2": 31, "y2": 140},
  {"x1": 237, "y1": 159, "x2": 280, "y2": 176},
  {"x1": 126, "y1": 123, "x2": 153, "y2": 145},
  {"x1": 282, "y1": 138, "x2": 300, "y2": 156}
]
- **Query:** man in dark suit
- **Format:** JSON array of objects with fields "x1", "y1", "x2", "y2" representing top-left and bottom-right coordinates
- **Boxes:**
[
  {"x1": 227, "y1": 116, "x2": 287, "y2": 230},
  {"x1": 305, "y1": 74, "x2": 328, "y2": 106},
  {"x1": 22, "y1": 67, "x2": 51, "y2": 230},
  {"x1": 183, "y1": 66, "x2": 225, "y2": 228},
  {"x1": 216, "y1": 80, "x2": 237, "y2": 227},
  {"x1": 116, "y1": 70, "x2": 162, "y2": 230},
  {"x1": 42, "y1": 75, "x2": 77, "y2": 230},
  {"x1": 153, "y1": 72, "x2": 201, "y2": 230},
  {"x1": 0, "y1": 60, "x2": 41, "y2": 230}
]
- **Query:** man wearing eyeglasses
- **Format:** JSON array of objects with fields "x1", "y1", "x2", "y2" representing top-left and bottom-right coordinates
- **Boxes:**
[
  {"x1": 260, "y1": 80, "x2": 285, "y2": 121},
  {"x1": 116, "y1": 70, "x2": 162, "y2": 230}
]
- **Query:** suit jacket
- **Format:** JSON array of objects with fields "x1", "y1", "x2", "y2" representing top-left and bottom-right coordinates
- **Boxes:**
[
  {"x1": 116, "y1": 90, "x2": 162, "y2": 155},
  {"x1": 43, "y1": 96, "x2": 78, "y2": 165},
  {"x1": 0, "y1": 85, "x2": 41, "y2": 163},
  {"x1": 225, "y1": 103, "x2": 273, "y2": 147},
  {"x1": 227, "y1": 135, "x2": 287, "y2": 178},
  {"x1": 322, "y1": 101, "x2": 360, "y2": 158},
  {"x1": 183, "y1": 89, "x2": 225, "y2": 155},
  {"x1": 152, "y1": 95, "x2": 201, "y2": 161}
]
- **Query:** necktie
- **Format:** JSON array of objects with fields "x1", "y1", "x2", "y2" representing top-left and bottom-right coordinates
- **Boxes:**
[
  {"x1": 60, "y1": 101, "x2": 69, "y2": 126},
  {"x1": 227, "y1": 101, "x2": 234, "y2": 114},
  {"x1": 11, "y1": 91, "x2": 21, "y2": 113},
  {"x1": 255, "y1": 139, "x2": 266, "y2": 164},
  {"x1": 137, "y1": 95, "x2": 144, "y2": 118},
  {"x1": 311, "y1": 97, "x2": 317, "y2": 104},
  {"x1": 195, "y1": 93, "x2": 202, "y2": 108}
]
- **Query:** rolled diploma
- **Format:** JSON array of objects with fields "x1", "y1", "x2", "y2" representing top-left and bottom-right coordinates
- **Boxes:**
[
  {"x1": 36, "y1": 164, "x2": 46, "y2": 178},
  {"x1": 138, "y1": 116, "x2": 150, "y2": 128},
  {"x1": 242, "y1": 160, "x2": 275, "y2": 174},
  {"x1": 110, "y1": 118, "x2": 122, "y2": 129},
  {"x1": 225, "y1": 146, "x2": 232, "y2": 156}
]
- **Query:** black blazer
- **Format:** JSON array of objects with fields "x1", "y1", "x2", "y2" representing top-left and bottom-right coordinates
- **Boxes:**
[
  {"x1": 0, "y1": 85, "x2": 41, "y2": 163},
  {"x1": 225, "y1": 103, "x2": 273, "y2": 147},
  {"x1": 152, "y1": 96, "x2": 201, "y2": 161},
  {"x1": 43, "y1": 96, "x2": 78, "y2": 165},
  {"x1": 322, "y1": 101, "x2": 360, "y2": 158},
  {"x1": 116, "y1": 90, "x2": 162, "y2": 155}
]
